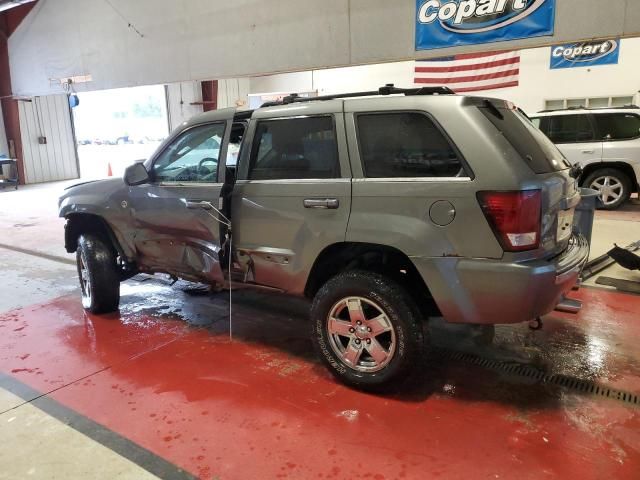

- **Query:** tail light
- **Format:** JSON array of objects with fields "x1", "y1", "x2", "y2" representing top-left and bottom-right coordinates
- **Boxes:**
[{"x1": 477, "y1": 190, "x2": 541, "y2": 252}]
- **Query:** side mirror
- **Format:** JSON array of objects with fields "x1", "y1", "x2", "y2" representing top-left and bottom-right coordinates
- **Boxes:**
[{"x1": 124, "y1": 162, "x2": 150, "y2": 186}]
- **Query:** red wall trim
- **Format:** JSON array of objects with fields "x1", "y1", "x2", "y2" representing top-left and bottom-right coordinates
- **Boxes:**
[
  {"x1": 0, "y1": 1, "x2": 38, "y2": 184},
  {"x1": 201, "y1": 80, "x2": 218, "y2": 112}
]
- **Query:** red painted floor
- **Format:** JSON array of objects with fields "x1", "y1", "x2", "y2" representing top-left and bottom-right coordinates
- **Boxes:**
[{"x1": 1, "y1": 283, "x2": 640, "y2": 479}]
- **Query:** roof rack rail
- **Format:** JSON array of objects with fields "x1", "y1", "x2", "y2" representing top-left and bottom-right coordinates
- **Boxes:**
[
  {"x1": 537, "y1": 104, "x2": 640, "y2": 113},
  {"x1": 260, "y1": 84, "x2": 455, "y2": 108}
]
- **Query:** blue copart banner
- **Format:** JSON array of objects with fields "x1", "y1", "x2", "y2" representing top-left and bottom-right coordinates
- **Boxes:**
[
  {"x1": 416, "y1": 0, "x2": 556, "y2": 51},
  {"x1": 550, "y1": 39, "x2": 621, "y2": 69}
]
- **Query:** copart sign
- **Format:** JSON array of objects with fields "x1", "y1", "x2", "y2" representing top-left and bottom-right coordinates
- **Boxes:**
[
  {"x1": 416, "y1": 0, "x2": 556, "y2": 51},
  {"x1": 550, "y1": 39, "x2": 620, "y2": 69}
]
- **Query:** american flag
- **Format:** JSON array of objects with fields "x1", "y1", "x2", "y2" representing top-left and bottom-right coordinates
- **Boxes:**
[{"x1": 414, "y1": 50, "x2": 520, "y2": 93}]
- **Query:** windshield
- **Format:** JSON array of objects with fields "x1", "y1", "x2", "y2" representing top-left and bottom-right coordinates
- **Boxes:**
[{"x1": 479, "y1": 104, "x2": 571, "y2": 174}]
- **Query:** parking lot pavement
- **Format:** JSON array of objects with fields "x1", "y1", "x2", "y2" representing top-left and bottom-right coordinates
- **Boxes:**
[{"x1": 77, "y1": 143, "x2": 160, "y2": 180}]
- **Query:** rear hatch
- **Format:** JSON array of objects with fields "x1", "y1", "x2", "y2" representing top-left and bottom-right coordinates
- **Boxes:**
[{"x1": 477, "y1": 100, "x2": 581, "y2": 256}]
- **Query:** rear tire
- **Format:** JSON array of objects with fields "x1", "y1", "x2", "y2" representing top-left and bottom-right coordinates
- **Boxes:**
[
  {"x1": 76, "y1": 234, "x2": 120, "y2": 314},
  {"x1": 310, "y1": 270, "x2": 425, "y2": 390},
  {"x1": 583, "y1": 168, "x2": 631, "y2": 210}
]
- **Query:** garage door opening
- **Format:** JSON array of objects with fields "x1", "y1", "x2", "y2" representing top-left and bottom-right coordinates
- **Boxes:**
[{"x1": 72, "y1": 85, "x2": 169, "y2": 179}]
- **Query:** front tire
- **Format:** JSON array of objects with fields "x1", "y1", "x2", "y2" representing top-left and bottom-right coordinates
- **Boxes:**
[
  {"x1": 584, "y1": 168, "x2": 631, "y2": 210},
  {"x1": 311, "y1": 270, "x2": 425, "y2": 390},
  {"x1": 76, "y1": 234, "x2": 120, "y2": 314}
]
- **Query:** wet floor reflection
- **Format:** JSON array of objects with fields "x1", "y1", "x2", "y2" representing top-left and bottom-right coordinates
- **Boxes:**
[
  {"x1": 108, "y1": 276, "x2": 640, "y2": 407},
  {"x1": 3, "y1": 276, "x2": 640, "y2": 479}
]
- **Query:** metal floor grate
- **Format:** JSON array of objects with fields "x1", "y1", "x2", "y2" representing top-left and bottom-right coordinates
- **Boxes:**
[{"x1": 438, "y1": 349, "x2": 640, "y2": 407}]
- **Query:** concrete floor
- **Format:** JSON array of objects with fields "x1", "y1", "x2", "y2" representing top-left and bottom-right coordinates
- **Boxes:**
[{"x1": 0, "y1": 181, "x2": 639, "y2": 479}]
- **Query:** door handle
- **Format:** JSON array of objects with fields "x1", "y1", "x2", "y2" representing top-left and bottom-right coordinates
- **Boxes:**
[
  {"x1": 185, "y1": 200, "x2": 213, "y2": 210},
  {"x1": 303, "y1": 198, "x2": 339, "y2": 209},
  {"x1": 581, "y1": 150, "x2": 595, "y2": 154}
]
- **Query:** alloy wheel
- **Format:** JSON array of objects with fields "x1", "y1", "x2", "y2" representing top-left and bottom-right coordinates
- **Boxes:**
[
  {"x1": 326, "y1": 296, "x2": 396, "y2": 373},
  {"x1": 79, "y1": 252, "x2": 92, "y2": 309},
  {"x1": 590, "y1": 175, "x2": 624, "y2": 207}
]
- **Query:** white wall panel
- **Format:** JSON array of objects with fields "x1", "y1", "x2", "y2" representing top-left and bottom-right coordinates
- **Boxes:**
[
  {"x1": 250, "y1": 72, "x2": 314, "y2": 96},
  {"x1": 9, "y1": 0, "x2": 640, "y2": 97},
  {"x1": 0, "y1": 102, "x2": 8, "y2": 157},
  {"x1": 166, "y1": 81, "x2": 204, "y2": 132},
  {"x1": 249, "y1": 37, "x2": 640, "y2": 116},
  {"x1": 18, "y1": 95, "x2": 79, "y2": 184},
  {"x1": 166, "y1": 79, "x2": 250, "y2": 132},
  {"x1": 217, "y1": 78, "x2": 251, "y2": 110}
]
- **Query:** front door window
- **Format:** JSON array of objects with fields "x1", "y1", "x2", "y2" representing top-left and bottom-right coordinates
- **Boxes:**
[{"x1": 152, "y1": 123, "x2": 226, "y2": 183}]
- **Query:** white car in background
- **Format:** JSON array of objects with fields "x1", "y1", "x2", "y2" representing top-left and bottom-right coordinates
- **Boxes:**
[{"x1": 531, "y1": 107, "x2": 640, "y2": 209}]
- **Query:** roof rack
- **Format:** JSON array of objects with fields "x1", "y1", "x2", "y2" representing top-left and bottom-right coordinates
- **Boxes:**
[
  {"x1": 537, "y1": 105, "x2": 639, "y2": 113},
  {"x1": 260, "y1": 84, "x2": 455, "y2": 108}
]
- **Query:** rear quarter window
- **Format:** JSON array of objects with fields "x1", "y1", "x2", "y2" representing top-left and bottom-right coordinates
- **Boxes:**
[
  {"x1": 356, "y1": 112, "x2": 469, "y2": 178},
  {"x1": 542, "y1": 115, "x2": 596, "y2": 144},
  {"x1": 593, "y1": 113, "x2": 640, "y2": 140}
]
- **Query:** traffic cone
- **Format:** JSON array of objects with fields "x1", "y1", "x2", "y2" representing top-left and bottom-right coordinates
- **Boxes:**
[{"x1": 107, "y1": 162, "x2": 113, "y2": 177}]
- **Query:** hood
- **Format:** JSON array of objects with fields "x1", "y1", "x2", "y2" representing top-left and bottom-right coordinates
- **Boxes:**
[
  {"x1": 64, "y1": 179, "x2": 101, "y2": 190},
  {"x1": 58, "y1": 177, "x2": 125, "y2": 209}
]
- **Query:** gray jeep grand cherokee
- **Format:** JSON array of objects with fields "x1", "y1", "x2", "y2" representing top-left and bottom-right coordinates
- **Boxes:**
[{"x1": 59, "y1": 86, "x2": 589, "y2": 389}]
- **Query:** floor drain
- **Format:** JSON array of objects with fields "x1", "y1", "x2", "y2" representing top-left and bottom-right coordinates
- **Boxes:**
[{"x1": 437, "y1": 349, "x2": 640, "y2": 407}]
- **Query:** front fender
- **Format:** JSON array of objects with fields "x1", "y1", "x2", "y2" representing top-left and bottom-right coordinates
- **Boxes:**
[{"x1": 59, "y1": 178, "x2": 136, "y2": 260}]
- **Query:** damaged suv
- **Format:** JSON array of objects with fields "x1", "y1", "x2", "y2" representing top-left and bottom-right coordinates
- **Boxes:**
[{"x1": 59, "y1": 86, "x2": 589, "y2": 389}]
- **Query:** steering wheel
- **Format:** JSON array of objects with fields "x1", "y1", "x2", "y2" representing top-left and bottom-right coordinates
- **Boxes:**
[{"x1": 198, "y1": 158, "x2": 217, "y2": 177}]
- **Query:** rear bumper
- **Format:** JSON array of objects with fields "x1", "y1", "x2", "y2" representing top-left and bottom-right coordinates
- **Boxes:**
[{"x1": 412, "y1": 235, "x2": 589, "y2": 325}]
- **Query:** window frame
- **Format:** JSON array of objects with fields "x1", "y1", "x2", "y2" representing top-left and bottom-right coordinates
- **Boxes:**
[
  {"x1": 226, "y1": 120, "x2": 248, "y2": 168},
  {"x1": 591, "y1": 112, "x2": 640, "y2": 142},
  {"x1": 244, "y1": 114, "x2": 342, "y2": 182},
  {"x1": 353, "y1": 110, "x2": 473, "y2": 181},
  {"x1": 149, "y1": 121, "x2": 228, "y2": 186},
  {"x1": 538, "y1": 114, "x2": 599, "y2": 145}
]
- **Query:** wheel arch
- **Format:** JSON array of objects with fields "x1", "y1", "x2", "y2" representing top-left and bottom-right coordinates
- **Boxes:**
[
  {"x1": 64, "y1": 213, "x2": 126, "y2": 259},
  {"x1": 304, "y1": 242, "x2": 440, "y2": 318}
]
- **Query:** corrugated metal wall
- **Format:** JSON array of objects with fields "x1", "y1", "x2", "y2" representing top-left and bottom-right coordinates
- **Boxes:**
[
  {"x1": 217, "y1": 78, "x2": 251, "y2": 110},
  {"x1": 18, "y1": 94, "x2": 79, "y2": 184},
  {"x1": 166, "y1": 81, "x2": 203, "y2": 133}
]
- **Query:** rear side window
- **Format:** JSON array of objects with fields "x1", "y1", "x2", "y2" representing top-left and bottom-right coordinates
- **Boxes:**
[
  {"x1": 356, "y1": 112, "x2": 466, "y2": 178},
  {"x1": 479, "y1": 106, "x2": 570, "y2": 173},
  {"x1": 248, "y1": 116, "x2": 339, "y2": 180},
  {"x1": 543, "y1": 115, "x2": 596, "y2": 143},
  {"x1": 593, "y1": 113, "x2": 640, "y2": 140}
]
